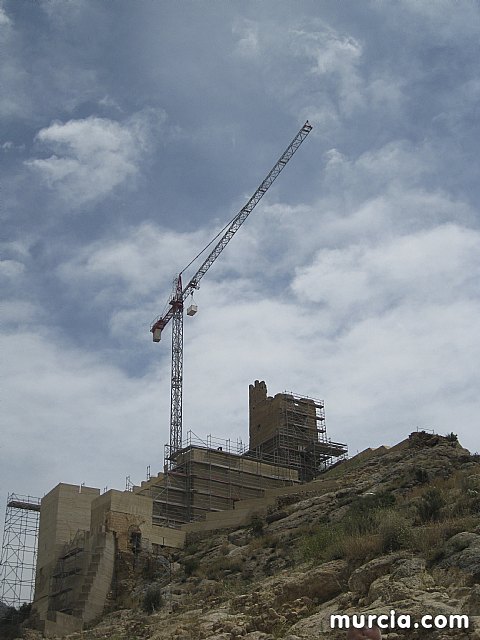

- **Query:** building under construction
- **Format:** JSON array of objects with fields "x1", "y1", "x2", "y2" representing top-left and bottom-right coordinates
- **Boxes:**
[
  {"x1": 1, "y1": 381, "x2": 347, "y2": 636},
  {"x1": 134, "y1": 380, "x2": 347, "y2": 528},
  {"x1": 247, "y1": 380, "x2": 346, "y2": 481}
]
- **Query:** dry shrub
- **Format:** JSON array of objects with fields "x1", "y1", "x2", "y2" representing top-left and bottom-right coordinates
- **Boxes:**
[
  {"x1": 142, "y1": 584, "x2": 163, "y2": 613},
  {"x1": 411, "y1": 519, "x2": 468, "y2": 560},
  {"x1": 377, "y1": 509, "x2": 413, "y2": 553},
  {"x1": 300, "y1": 524, "x2": 344, "y2": 563},
  {"x1": 205, "y1": 556, "x2": 243, "y2": 580},
  {"x1": 417, "y1": 487, "x2": 445, "y2": 522},
  {"x1": 411, "y1": 522, "x2": 449, "y2": 558},
  {"x1": 342, "y1": 492, "x2": 396, "y2": 536},
  {"x1": 342, "y1": 533, "x2": 382, "y2": 563},
  {"x1": 184, "y1": 557, "x2": 200, "y2": 577}
]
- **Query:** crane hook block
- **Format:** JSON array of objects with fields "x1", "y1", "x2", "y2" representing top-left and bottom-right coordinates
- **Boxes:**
[
  {"x1": 152, "y1": 327, "x2": 162, "y2": 342},
  {"x1": 187, "y1": 303, "x2": 198, "y2": 316}
]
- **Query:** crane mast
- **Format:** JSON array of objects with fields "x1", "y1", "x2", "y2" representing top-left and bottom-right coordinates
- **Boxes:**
[{"x1": 151, "y1": 121, "x2": 313, "y2": 465}]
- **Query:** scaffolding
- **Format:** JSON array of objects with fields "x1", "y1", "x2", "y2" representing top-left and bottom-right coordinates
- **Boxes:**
[
  {"x1": 247, "y1": 391, "x2": 348, "y2": 481},
  {"x1": 142, "y1": 387, "x2": 347, "y2": 529},
  {"x1": 148, "y1": 431, "x2": 299, "y2": 528},
  {"x1": 0, "y1": 493, "x2": 41, "y2": 607},
  {"x1": 49, "y1": 530, "x2": 86, "y2": 616}
]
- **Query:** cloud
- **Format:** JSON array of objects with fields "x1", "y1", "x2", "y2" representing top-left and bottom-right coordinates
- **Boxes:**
[
  {"x1": 0, "y1": 299, "x2": 39, "y2": 327},
  {"x1": 0, "y1": 1, "x2": 11, "y2": 27},
  {"x1": 1, "y1": 140, "x2": 25, "y2": 152},
  {"x1": 290, "y1": 23, "x2": 365, "y2": 117},
  {"x1": 57, "y1": 222, "x2": 210, "y2": 299},
  {"x1": 3, "y1": 2, "x2": 480, "y2": 532},
  {"x1": 0, "y1": 258, "x2": 25, "y2": 279},
  {"x1": 292, "y1": 25, "x2": 362, "y2": 78},
  {"x1": 26, "y1": 109, "x2": 166, "y2": 207},
  {"x1": 399, "y1": 0, "x2": 480, "y2": 40},
  {"x1": 48, "y1": 181, "x2": 480, "y2": 456},
  {"x1": 0, "y1": 325, "x2": 167, "y2": 494},
  {"x1": 292, "y1": 224, "x2": 480, "y2": 326},
  {"x1": 232, "y1": 19, "x2": 260, "y2": 58}
]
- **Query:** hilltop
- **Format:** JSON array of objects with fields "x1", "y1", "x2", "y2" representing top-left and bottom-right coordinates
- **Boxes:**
[{"x1": 20, "y1": 432, "x2": 480, "y2": 639}]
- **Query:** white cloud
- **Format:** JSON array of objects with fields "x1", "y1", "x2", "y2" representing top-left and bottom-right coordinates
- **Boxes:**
[
  {"x1": 0, "y1": 327, "x2": 168, "y2": 496},
  {"x1": 289, "y1": 24, "x2": 364, "y2": 115},
  {"x1": 0, "y1": 258, "x2": 25, "y2": 279},
  {"x1": 58, "y1": 222, "x2": 210, "y2": 299},
  {"x1": 49, "y1": 198, "x2": 480, "y2": 456},
  {"x1": 294, "y1": 27, "x2": 362, "y2": 76},
  {"x1": 26, "y1": 109, "x2": 166, "y2": 207},
  {"x1": 3, "y1": 0, "x2": 480, "y2": 554},
  {"x1": 0, "y1": 300, "x2": 37, "y2": 326},
  {"x1": 292, "y1": 224, "x2": 480, "y2": 323},
  {"x1": 0, "y1": 1, "x2": 11, "y2": 27}
]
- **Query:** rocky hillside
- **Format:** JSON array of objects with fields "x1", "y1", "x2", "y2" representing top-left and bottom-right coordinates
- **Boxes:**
[{"x1": 22, "y1": 432, "x2": 480, "y2": 639}]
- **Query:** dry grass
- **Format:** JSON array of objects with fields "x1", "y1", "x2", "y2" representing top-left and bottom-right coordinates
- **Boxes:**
[
  {"x1": 342, "y1": 533, "x2": 383, "y2": 563},
  {"x1": 409, "y1": 517, "x2": 478, "y2": 562},
  {"x1": 203, "y1": 556, "x2": 244, "y2": 580}
]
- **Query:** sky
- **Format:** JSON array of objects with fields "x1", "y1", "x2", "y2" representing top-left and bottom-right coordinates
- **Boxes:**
[{"x1": 1, "y1": 0, "x2": 480, "y2": 562}]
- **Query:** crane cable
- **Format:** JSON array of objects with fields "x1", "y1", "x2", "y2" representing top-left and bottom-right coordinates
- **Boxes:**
[{"x1": 179, "y1": 206, "x2": 244, "y2": 278}]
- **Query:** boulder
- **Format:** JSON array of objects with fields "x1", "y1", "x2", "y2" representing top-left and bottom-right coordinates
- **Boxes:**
[{"x1": 348, "y1": 553, "x2": 407, "y2": 594}]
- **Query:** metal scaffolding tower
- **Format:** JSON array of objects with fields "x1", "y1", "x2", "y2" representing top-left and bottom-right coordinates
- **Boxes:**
[{"x1": 0, "y1": 493, "x2": 41, "y2": 607}]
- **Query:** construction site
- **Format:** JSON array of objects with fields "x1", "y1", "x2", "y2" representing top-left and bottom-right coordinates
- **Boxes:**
[
  {"x1": 1, "y1": 380, "x2": 347, "y2": 637},
  {"x1": 0, "y1": 122, "x2": 348, "y2": 636}
]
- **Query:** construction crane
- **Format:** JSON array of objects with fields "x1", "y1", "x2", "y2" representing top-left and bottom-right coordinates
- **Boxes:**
[{"x1": 151, "y1": 121, "x2": 313, "y2": 466}]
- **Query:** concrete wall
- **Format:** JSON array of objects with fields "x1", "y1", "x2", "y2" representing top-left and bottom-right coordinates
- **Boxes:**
[
  {"x1": 181, "y1": 446, "x2": 298, "y2": 480},
  {"x1": 91, "y1": 489, "x2": 185, "y2": 550},
  {"x1": 78, "y1": 531, "x2": 116, "y2": 624},
  {"x1": 34, "y1": 483, "x2": 100, "y2": 622}
]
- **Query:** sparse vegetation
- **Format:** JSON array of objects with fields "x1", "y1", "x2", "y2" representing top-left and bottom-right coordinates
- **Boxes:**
[
  {"x1": 417, "y1": 487, "x2": 445, "y2": 522},
  {"x1": 342, "y1": 491, "x2": 396, "y2": 536},
  {"x1": 184, "y1": 556, "x2": 200, "y2": 577},
  {"x1": 300, "y1": 523, "x2": 344, "y2": 562},
  {"x1": 300, "y1": 493, "x2": 408, "y2": 565},
  {"x1": 248, "y1": 514, "x2": 265, "y2": 537},
  {"x1": 0, "y1": 603, "x2": 32, "y2": 640},
  {"x1": 414, "y1": 467, "x2": 429, "y2": 484},
  {"x1": 205, "y1": 556, "x2": 243, "y2": 580},
  {"x1": 445, "y1": 432, "x2": 458, "y2": 443},
  {"x1": 378, "y1": 509, "x2": 413, "y2": 552},
  {"x1": 141, "y1": 584, "x2": 163, "y2": 613}
]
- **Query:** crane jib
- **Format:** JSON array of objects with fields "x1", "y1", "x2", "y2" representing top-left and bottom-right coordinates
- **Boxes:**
[
  {"x1": 150, "y1": 120, "x2": 313, "y2": 461},
  {"x1": 150, "y1": 119, "x2": 312, "y2": 338}
]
